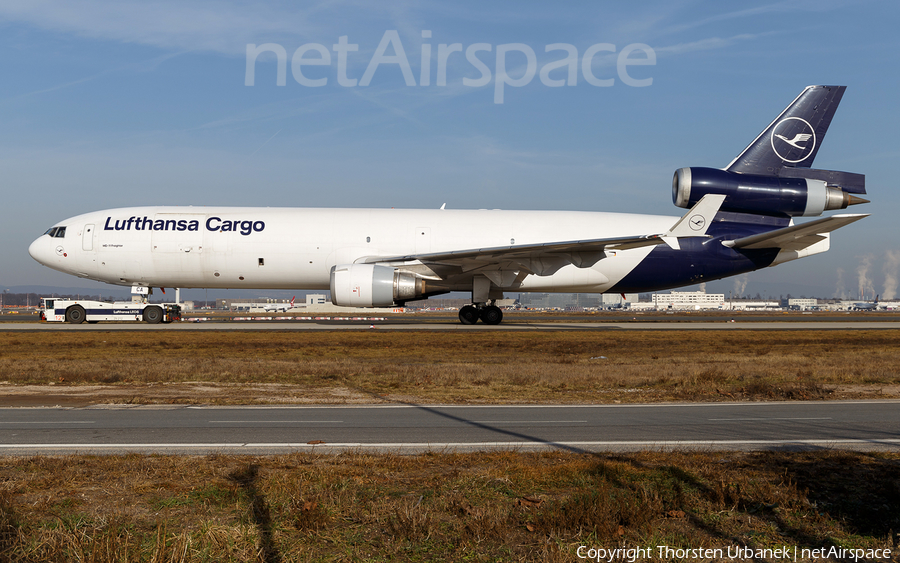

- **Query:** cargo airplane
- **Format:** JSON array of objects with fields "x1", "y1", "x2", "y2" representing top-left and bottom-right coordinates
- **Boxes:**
[
  {"x1": 29, "y1": 86, "x2": 868, "y2": 324},
  {"x1": 853, "y1": 295, "x2": 880, "y2": 311}
]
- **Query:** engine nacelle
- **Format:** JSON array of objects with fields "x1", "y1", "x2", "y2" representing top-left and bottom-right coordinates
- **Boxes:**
[
  {"x1": 673, "y1": 167, "x2": 853, "y2": 217},
  {"x1": 329, "y1": 264, "x2": 427, "y2": 307}
]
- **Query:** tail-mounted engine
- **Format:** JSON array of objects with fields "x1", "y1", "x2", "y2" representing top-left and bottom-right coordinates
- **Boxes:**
[
  {"x1": 330, "y1": 264, "x2": 427, "y2": 307},
  {"x1": 673, "y1": 167, "x2": 867, "y2": 218}
]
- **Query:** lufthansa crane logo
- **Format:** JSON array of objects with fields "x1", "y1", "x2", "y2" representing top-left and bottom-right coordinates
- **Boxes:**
[
  {"x1": 689, "y1": 215, "x2": 706, "y2": 231},
  {"x1": 770, "y1": 117, "x2": 816, "y2": 164}
]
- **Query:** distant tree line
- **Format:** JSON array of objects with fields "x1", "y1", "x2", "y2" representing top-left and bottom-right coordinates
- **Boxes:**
[{"x1": 0, "y1": 292, "x2": 107, "y2": 307}]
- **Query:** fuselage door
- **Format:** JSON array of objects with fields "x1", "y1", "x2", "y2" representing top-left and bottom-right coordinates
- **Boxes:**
[{"x1": 82, "y1": 224, "x2": 94, "y2": 251}]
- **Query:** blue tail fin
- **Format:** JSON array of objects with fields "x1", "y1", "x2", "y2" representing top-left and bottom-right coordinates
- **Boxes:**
[{"x1": 726, "y1": 85, "x2": 845, "y2": 175}]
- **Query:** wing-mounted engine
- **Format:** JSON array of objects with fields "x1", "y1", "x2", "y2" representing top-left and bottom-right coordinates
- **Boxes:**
[
  {"x1": 672, "y1": 167, "x2": 868, "y2": 218},
  {"x1": 329, "y1": 264, "x2": 431, "y2": 307}
]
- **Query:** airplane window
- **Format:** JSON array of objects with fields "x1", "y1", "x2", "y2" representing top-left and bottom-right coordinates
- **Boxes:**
[
  {"x1": 45, "y1": 227, "x2": 57, "y2": 236},
  {"x1": 54, "y1": 227, "x2": 66, "y2": 238}
]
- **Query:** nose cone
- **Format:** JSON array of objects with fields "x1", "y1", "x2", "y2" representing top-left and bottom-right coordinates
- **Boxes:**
[
  {"x1": 28, "y1": 235, "x2": 63, "y2": 270},
  {"x1": 28, "y1": 236, "x2": 48, "y2": 264}
]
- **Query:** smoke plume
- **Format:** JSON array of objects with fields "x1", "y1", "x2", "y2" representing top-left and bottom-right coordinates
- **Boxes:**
[
  {"x1": 733, "y1": 274, "x2": 748, "y2": 298},
  {"x1": 834, "y1": 267, "x2": 847, "y2": 299},
  {"x1": 857, "y1": 255, "x2": 875, "y2": 300},
  {"x1": 883, "y1": 250, "x2": 900, "y2": 300}
]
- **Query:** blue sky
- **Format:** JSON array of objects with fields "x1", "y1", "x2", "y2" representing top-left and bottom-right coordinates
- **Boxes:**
[{"x1": 2, "y1": 0, "x2": 898, "y2": 299}]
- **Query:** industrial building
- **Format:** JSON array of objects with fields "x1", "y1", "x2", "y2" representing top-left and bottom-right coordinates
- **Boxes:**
[
  {"x1": 517, "y1": 293, "x2": 639, "y2": 310},
  {"x1": 219, "y1": 294, "x2": 402, "y2": 314},
  {"x1": 652, "y1": 291, "x2": 725, "y2": 310}
]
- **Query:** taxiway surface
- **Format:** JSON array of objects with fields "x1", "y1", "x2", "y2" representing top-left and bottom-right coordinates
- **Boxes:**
[{"x1": 2, "y1": 401, "x2": 898, "y2": 455}]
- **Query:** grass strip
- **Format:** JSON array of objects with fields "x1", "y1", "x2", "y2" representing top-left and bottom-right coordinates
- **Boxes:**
[
  {"x1": 2, "y1": 330, "x2": 899, "y2": 405},
  {"x1": 0, "y1": 450, "x2": 897, "y2": 562}
]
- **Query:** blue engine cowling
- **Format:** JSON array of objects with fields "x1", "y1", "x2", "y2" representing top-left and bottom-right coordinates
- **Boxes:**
[{"x1": 672, "y1": 167, "x2": 852, "y2": 217}]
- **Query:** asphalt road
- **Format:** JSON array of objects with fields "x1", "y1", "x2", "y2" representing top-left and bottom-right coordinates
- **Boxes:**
[{"x1": 2, "y1": 401, "x2": 898, "y2": 455}]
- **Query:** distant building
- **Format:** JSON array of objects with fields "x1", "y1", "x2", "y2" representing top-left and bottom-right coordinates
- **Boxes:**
[
  {"x1": 785, "y1": 298, "x2": 818, "y2": 310},
  {"x1": 289, "y1": 294, "x2": 401, "y2": 314},
  {"x1": 218, "y1": 297, "x2": 296, "y2": 311},
  {"x1": 219, "y1": 294, "x2": 401, "y2": 314},
  {"x1": 515, "y1": 293, "x2": 640, "y2": 309},
  {"x1": 726, "y1": 300, "x2": 781, "y2": 311},
  {"x1": 652, "y1": 291, "x2": 725, "y2": 310},
  {"x1": 405, "y1": 297, "x2": 515, "y2": 310},
  {"x1": 518, "y1": 293, "x2": 593, "y2": 309}
]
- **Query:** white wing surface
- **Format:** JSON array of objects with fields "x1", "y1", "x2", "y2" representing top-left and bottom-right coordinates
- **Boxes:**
[
  {"x1": 361, "y1": 195, "x2": 726, "y2": 277},
  {"x1": 723, "y1": 214, "x2": 868, "y2": 251}
]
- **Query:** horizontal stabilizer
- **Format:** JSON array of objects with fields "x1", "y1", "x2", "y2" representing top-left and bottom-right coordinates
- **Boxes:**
[
  {"x1": 778, "y1": 167, "x2": 866, "y2": 194},
  {"x1": 722, "y1": 214, "x2": 868, "y2": 251}
]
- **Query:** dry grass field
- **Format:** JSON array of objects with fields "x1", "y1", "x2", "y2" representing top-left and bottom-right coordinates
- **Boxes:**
[
  {"x1": 1, "y1": 329, "x2": 899, "y2": 405},
  {"x1": 1, "y1": 450, "x2": 898, "y2": 562},
  {"x1": 2, "y1": 329, "x2": 900, "y2": 561}
]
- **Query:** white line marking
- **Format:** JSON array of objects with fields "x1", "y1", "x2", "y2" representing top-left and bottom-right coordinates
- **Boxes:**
[
  {"x1": 179, "y1": 399, "x2": 900, "y2": 410},
  {"x1": 0, "y1": 421, "x2": 95, "y2": 424},
  {"x1": 208, "y1": 420, "x2": 344, "y2": 424},
  {"x1": 708, "y1": 417, "x2": 832, "y2": 421},
  {"x1": 471, "y1": 420, "x2": 586, "y2": 424},
  {"x1": 2, "y1": 439, "x2": 899, "y2": 450}
]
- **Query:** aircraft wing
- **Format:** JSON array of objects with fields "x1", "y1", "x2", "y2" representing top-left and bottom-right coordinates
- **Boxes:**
[
  {"x1": 722, "y1": 213, "x2": 868, "y2": 251},
  {"x1": 362, "y1": 194, "x2": 726, "y2": 277}
]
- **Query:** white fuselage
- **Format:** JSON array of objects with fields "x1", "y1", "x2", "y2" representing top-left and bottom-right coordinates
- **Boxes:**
[{"x1": 29, "y1": 206, "x2": 675, "y2": 294}]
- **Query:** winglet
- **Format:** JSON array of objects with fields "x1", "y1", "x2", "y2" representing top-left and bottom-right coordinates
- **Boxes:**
[{"x1": 662, "y1": 194, "x2": 726, "y2": 249}]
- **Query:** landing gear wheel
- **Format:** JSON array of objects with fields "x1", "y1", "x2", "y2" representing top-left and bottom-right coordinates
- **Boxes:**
[
  {"x1": 143, "y1": 305, "x2": 163, "y2": 324},
  {"x1": 480, "y1": 305, "x2": 503, "y2": 325},
  {"x1": 65, "y1": 305, "x2": 86, "y2": 324},
  {"x1": 458, "y1": 305, "x2": 480, "y2": 325}
]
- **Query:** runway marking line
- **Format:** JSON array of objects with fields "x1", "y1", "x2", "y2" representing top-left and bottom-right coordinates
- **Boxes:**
[
  {"x1": 0, "y1": 421, "x2": 95, "y2": 424},
  {"x1": 3, "y1": 439, "x2": 900, "y2": 450},
  {"x1": 707, "y1": 417, "x2": 833, "y2": 421},
  {"x1": 208, "y1": 420, "x2": 344, "y2": 424},
  {"x1": 104, "y1": 401, "x2": 889, "y2": 414},
  {"x1": 471, "y1": 420, "x2": 587, "y2": 424}
]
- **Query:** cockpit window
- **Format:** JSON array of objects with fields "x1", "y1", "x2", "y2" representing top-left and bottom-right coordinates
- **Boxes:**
[
  {"x1": 44, "y1": 227, "x2": 66, "y2": 238},
  {"x1": 44, "y1": 227, "x2": 56, "y2": 236}
]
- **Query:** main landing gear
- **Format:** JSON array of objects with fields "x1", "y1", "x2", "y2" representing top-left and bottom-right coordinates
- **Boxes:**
[
  {"x1": 458, "y1": 303, "x2": 503, "y2": 325},
  {"x1": 460, "y1": 275, "x2": 505, "y2": 325}
]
